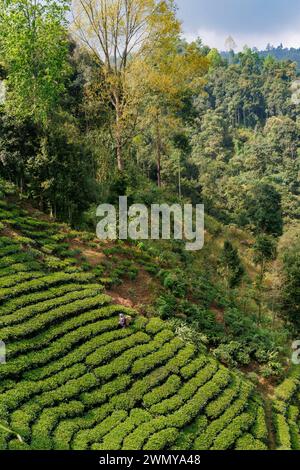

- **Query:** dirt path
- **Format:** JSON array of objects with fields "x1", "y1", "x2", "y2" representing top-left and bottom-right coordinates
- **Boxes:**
[{"x1": 264, "y1": 397, "x2": 276, "y2": 450}]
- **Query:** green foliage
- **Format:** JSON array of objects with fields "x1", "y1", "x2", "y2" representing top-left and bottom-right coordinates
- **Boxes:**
[
  {"x1": 0, "y1": 225, "x2": 268, "y2": 451},
  {"x1": 0, "y1": 7, "x2": 298, "y2": 449},
  {"x1": 274, "y1": 413, "x2": 292, "y2": 450},
  {"x1": 274, "y1": 378, "x2": 300, "y2": 402},
  {"x1": 280, "y1": 237, "x2": 300, "y2": 329},
  {"x1": 156, "y1": 293, "x2": 177, "y2": 319},
  {"x1": 214, "y1": 341, "x2": 250, "y2": 367},
  {"x1": 160, "y1": 269, "x2": 188, "y2": 298},
  {"x1": 0, "y1": 0, "x2": 70, "y2": 122},
  {"x1": 211, "y1": 412, "x2": 254, "y2": 450},
  {"x1": 251, "y1": 404, "x2": 268, "y2": 442},
  {"x1": 205, "y1": 376, "x2": 241, "y2": 419},
  {"x1": 235, "y1": 433, "x2": 267, "y2": 450},
  {"x1": 243, "y1": 184, "x2": 283, "y2": 236},
  {"x1": 220, "y1": 241, "x2": 244, "y2": 288},
  {"x1": 194, "y1": 381, "x2": 254, "y2": 449}
]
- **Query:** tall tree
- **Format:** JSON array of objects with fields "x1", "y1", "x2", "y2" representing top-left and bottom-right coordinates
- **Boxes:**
[
  {"x1": 72, "y1": 0, "x2": 180, "y2": 171},
  {"x1": 220, "y1": 240, "x2": 244, "y2": 290},
  {"x1": 244, "y1": 183, "x2": 283, "y2": 236},
  {"x1": 0, "y1": 0, "x2": 70, "y2": 124},
  {"x1": 136, "y1": 40, "x2": 208, "y2": 186},
  {"x1": 280, "y1": 234, "x2": 300, "y2": 331},
  {"x1": 253, "y1": 235, "x2": 277, "y2": 323}
]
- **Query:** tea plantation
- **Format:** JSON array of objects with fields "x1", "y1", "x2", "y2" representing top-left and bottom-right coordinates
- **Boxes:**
[{"x1": 0, "y1": 187, "x2": 299, "y2": 451}]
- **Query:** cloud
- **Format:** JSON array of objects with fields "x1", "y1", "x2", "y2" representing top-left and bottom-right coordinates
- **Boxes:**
[{"x1": 176, "y1": 0, "x2": 300, "y2": 49}]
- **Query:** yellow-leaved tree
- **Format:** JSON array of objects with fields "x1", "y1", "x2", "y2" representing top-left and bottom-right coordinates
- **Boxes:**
[{"x1": 72, "y1": 0, "x2": 181, "y2": 171}]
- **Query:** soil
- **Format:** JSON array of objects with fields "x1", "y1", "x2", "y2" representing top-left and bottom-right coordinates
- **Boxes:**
[
  {"x1": 108, "y1": 270, "x2": 158, "y2": 312},
  {"x1": 210, "y1": 303, "x2": 225, "y2": 325},
  {"x1": 69, "y1": 242, "x2": 106, "y2": 266}
]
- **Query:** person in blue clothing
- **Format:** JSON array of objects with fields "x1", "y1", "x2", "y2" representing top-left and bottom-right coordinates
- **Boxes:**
[{"x1": 119, "y1": 313, "x2": 127, "y2": 329}]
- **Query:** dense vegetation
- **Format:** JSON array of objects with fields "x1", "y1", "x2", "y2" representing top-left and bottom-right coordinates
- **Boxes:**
[
  {"x1": 222, "y1": 44, "x2": 300, "y2": 71},
  {"x1": 0, "y1": 0, "x2": 299, "y2": 451},
  {"x1": 0, "y1": 181, "x2": 299, "y2": 451}
]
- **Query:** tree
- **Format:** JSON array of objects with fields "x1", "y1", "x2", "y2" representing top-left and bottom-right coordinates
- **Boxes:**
[
  {"x1": 72, "y1": 0, "x2": 180, "y2": 171},
  {"x1": 0, "y1": 112, "x2": 39, "y2": 192},
  {"x1": 0, "y1": 0, "x2": 70, "y2": 124},
  {"x1": 0, "y1": 31, "x2": 98, "y2": 220},
  {"x1": 263, "y1": 60, "x2": 296, "y2": 117},
  {"x1": 253, "y1": 235, "x2": 277, "y2": 323},
  {"x1": 191, "y1": 109, "x2": 232, "y2": 213},
  {"x1": 25, "y1": 117, "x2": 98, "y2": 223},
  {"x1": 220, "y1": 241, "x2": 244, "y2": 289},
  {"x1": 136, "y1": 40, "x2": 208, "y2": 186},
  {"x1": 244, "y1": 183, "x2": 283, "y2": 236},
  {"x1": 280, "y1": 238, "x2": 300, "y2": 330}
]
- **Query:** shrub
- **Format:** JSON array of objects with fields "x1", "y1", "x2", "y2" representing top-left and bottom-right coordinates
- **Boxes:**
[
  {"x1": 143, "y1": 375, "x2": 181, "y2": 408},
  {"x1": 81, "y1": 375, "x2": 131, "y2": 407},
  {"x1": 0, "y1": 293, "x2": 111, "y2": 344},
  {"x1": 274, "y1": 413, "x2": 292, "y2": 450},
  {"x1": 150, "y1": 360, "x2": 218, "y2": 416},
  {"x1": 122, "y1": 418, "x2": 169, "y2": 450},
  {"x1": 53, "y1": 403, "x2": 114, "y2": 450},
  {"x1": 213, "y1": 341, "x2": 250, "y2": 367},
  {"x1": 194, "y1": 381, "x2": 253, "y2": 450},
  {"x1": 205, "y1": 376, "x2": 241, "y2": 419},
  {"x1": 94, "y1": 330, "x2": 174, "y2": 381},
  {"x1": 145, "y1": 318, "x2": 166, "y2": 335},
  {"x1": 0, "y1": 363, "x2": 86, "y2": 415},
  {"x1": 85, "y1": 331, "x2": 150, "y2": 368},
  {"x1": 0, "y1": 271, "x2": 43, "y2": 289},
  {"x1": 160, "y1": 269, "x2": 188, "y2": 298},
  {"x1": 109, "y1": 345, "x2": 195, "y2": 412},
  {"x1": 131, "y1": 337, "x2": 184, "y2": 376},
  {"x1": 0, "y1": 282, "x2": 97, "y2": 317},
  {"x1": 252, "y1": 405, "x2": 268, "y2": 442},
  {"x1": 274, "y1": 378, "x2": 299, "y2": 402},
  {"x1": 25, "y1": 325, "x2": 133, "y2": 381},
  {"x1": 143, "y1": 428, "x2": 179, "y2": 450},
  {"x1": 93, "y1": 410, "x2": 151, "y2": 450},
  {"x1": 235, "y1": 433, "x2": 267, "y2": 450},
  {"x1": 167, "y1": 368, "x2": 231, "y2": 429},
  {"x1": 181, "y1": 355, "x2": 207, "y2": 380},
  {"x1": 30, "y1": 401, "x2": 84, "y2": 450},
  {"x1": 0, "y1": 271, "x2": 94, "y2": 304},
  {"x1": 72, "y1": 411, "x2": 128, "y2": 450},
  {"x1": 9, "y1": 305, "x2": 132, "y2": 359},
  {"x1": 211, "y1": 412, "x2": 254, "y2": 450},
  {"x1": 156, "y1": 293, "x2": 177, "y2": 319},
  {"x1": 288, "y1": 406, "x2": 300, "y2": 450},
  {"x1": 171, "y1": 416, "x2": 208, "y2": 450},
  {"x1": 0, "y1": 287, "x2": 103, "y2": 327}
]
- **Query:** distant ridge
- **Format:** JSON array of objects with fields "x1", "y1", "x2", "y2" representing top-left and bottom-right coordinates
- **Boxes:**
[{"x1": 221, "y1": 45, "x2": 300, "y2": 70}]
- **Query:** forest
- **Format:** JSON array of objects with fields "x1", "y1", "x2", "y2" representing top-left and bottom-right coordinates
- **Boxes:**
[
  {"x1": 223, "y1": 44, "x2": 300, "y2": 71},
  {"x1": 0, "y1": 0, "x2": 300, "y2": 452}
]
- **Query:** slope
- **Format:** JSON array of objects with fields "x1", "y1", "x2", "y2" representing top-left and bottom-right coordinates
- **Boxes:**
[{"x1": 0, "y1": 181, "x2": 299, "y2": 451}]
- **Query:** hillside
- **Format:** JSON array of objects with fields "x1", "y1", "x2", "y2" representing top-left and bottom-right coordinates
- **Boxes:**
[{"x1": 0, "y1": 182, "x2": 300, "y2": 451}]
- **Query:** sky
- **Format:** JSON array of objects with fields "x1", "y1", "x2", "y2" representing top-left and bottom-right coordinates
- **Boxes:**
[{"x1": 176, "y1": 0, "x2": 300, "y2": 51}]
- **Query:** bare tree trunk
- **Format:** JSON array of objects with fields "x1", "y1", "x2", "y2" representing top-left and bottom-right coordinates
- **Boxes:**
[
  {"x1": 156, "y1": 116, "x2": 161, "y2": 187},
  {"x1": 115, "y1": 93, "x2": 124, "y2": 172},
  {"x1": 257, "y1": 261, "x2": 265, "y2": 324},
  {"x1": 116, "y1": 136, "x2": 123, "y2": 171},
  {"x1": 178, "y1": 153, "x2": 181, "y2": 198}
]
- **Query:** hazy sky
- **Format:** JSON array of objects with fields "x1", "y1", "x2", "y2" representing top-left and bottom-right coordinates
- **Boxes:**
[{"x1": 176, "y1": 0, "x2": 300, "y2": 50}]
